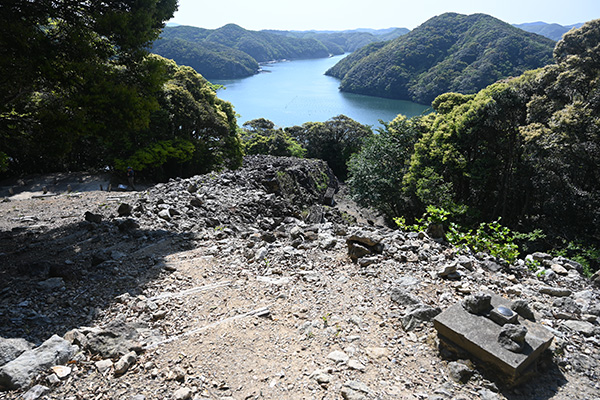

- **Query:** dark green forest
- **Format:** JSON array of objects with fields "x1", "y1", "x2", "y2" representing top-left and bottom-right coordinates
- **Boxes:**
[
  {"x1": 0, "y1": 0, "x2": 241, "y2": 179},
  {"x1": 326, "y1": 13, "x2": 556, "y2": 104},
  {"x1": 152, "y1": 24, "x2": 407, "y2": 79}
]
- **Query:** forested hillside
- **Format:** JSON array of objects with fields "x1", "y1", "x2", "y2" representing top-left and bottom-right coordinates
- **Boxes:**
[
  {"x1": 514, "y1": 21, "x2": 583, "y2": 41},
  {"x1": 153, "y1": 24, "x2": 333, "y2": 79},
  {"x1": 153, "y1": 24, "x2": 408, "y2": 79},
  {"x1": 265, "y1": 27, "x2": 409, "y2": 53},
  {"x1": 347, "y1": 19, "x2": 600, "y2": 265},
  {"x1": 326, "y1": 13, "x2": 556, "y2": 104}
]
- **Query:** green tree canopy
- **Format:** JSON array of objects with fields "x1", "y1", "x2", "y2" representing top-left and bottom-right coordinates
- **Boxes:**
[
  {"x1": 347, "y1": 19, "x2": 600, "y2": 249},
  {"x1": 347, "y1": 115, "x2": 427, "y2": 219},
  {"x1": 240, "y1": 119, "x2": 306, "y2": 158},
  {"x1": 0, "y1": 0, "x2": 177, "y2": 174},
  {"x1": 287, "y1": 115, "x2": 372, "y2": 180}
]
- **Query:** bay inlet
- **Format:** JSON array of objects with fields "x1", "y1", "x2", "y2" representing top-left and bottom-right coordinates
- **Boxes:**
[{"x1": 212, "y1": 54, "x2": 430, "y2": 128}]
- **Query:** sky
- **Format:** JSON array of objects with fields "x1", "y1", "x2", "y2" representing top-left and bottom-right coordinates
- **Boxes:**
[{"x1": 169, "y1": 0, "x2": 600, "y2": 31}]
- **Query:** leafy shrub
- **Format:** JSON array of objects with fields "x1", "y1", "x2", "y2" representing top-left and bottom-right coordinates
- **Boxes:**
[{"x1": 240, "y1": 118, "x2": 306, "y2": 158}]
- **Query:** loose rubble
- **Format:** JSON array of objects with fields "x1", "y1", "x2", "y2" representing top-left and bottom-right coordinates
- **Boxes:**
[{"x1": 0, "y1": 155, "x2": 598, "y2": 399}]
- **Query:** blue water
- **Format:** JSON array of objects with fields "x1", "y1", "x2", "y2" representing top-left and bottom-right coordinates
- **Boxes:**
[{"x1": 212, "y1": 54, "x2": 430, "y2": 128}]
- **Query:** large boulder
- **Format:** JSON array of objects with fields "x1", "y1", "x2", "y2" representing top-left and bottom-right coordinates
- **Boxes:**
[
  {"x1": 0, "y1": 335, "x2": 77, "y2": 390},
  {"x1": 0, "y1": 338, "x2": 33, "y2": 367}
]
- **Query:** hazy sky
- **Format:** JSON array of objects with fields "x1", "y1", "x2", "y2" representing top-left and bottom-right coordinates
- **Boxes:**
[{"x1": 170, "y1": 0, "x2": 600, "y2": 31}]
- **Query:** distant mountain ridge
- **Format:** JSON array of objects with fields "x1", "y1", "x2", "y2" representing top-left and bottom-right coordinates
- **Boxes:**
[
  {"x1": 326, "y1": 13, "x2": 556, "y2": 104},
  {"x1": 152, "y1": 24, "x2": 407, "y2": 79},
  {"x1": 514, "y1": 21, "x2": 584, "y2": 41}
]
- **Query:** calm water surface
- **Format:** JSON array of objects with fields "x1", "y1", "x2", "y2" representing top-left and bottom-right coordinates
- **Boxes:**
[{"x1": 212, "y1": 54, "x2": 430, "y2": 128}]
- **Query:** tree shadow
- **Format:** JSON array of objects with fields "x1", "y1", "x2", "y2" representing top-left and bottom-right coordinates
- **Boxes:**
[
  {"x1": 500, "y1": 354, "x2": 569, "y2": 399},
  {"x1": 0, "y1": 218, "x2": 193, "y2": 345},
  {"x1": 439, "y1": 339, "x2": 568, "y2": 400}
]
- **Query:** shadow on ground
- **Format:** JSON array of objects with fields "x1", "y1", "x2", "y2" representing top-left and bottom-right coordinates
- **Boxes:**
[{"x1": 0, "y1": 218, "x2": 192, "y2": 345}]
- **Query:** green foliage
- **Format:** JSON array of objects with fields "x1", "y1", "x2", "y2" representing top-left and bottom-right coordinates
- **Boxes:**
[
  {"x1": 326, "y1": 13, "x2": 555, "y2": 104},
  {"x1": 375, "y1": 20, "x2": 600, "y2": 266},
  {"x1": 393, "y1": 205, "x2": 450, "y2": 233},
  {"x1": 240, "y1": 118, "x2": 306, "y2": 158},
  {"x1": 347, "y1": 115, "x2": 423, "y2": 218},
  {"x1": 0, "y1": 0, "x2": 178, "y2": 175},
  {"x1": 152, "y1": 37, "x2": 259, "y2": 79},
  {"x1": 525, "y1": 258, "x2": 541, "y2": 273},
  {"x1": 447, "y1": 219, "x2": 520, "y2": 264},
  {"x1": 287, "y1": 115, "x2": 372, "y2": 180},
  {"x1": 0, "y1": 12, "x2": 243, "y2": 179},
  {"x1": 114, "y1": 138, "x2": 195, "y2": 173},
  {"x1": 552, "y1": 242, "x2": 600, "y2": 278}
]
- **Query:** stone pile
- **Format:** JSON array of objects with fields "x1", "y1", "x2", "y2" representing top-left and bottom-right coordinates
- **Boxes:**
[{"x1": 0, "y1": 155, "x2": 599, "y2": 399}]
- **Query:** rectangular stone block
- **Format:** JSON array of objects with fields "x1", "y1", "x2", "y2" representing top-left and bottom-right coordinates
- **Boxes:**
[{"x1": 433, "y1": 295, "x2": 554, "y2": 381}]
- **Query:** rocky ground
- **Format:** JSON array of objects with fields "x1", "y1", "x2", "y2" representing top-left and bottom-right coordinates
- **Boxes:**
[{"x1": 0, "y1": 155, "x2": 599, "y2": 400}]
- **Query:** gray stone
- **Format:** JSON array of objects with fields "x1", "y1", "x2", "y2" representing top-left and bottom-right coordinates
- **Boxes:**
[
  {"x1": 84, "y1": 211, "x2": 102, "y2": 223},
  {"x1": 462, "y1": 293, "x2": 492, "y2": 315},
  {"x1": 553, "y1": 297, "x2": 581, "y2": 315},
  {"x1": 591, "y1": 270, "x2": 600, "y2": 286},
  {"x1": 95, "y1": 359, "x2": 113, "y2": 373},
  {"x1": 0, "y1": 337, "x2": 33, "y2": 367},
  {"x1": 341, "y1": 380, "x2": 371, "y2": 400},
  {"x1": 438, "y1": 263, "x2": 457, "y2": 278},
  {"x1": 401, "y1": 304, "x2": 442, "y2": 331},
  {"x1": 448, "y1": 361, "x2": 473, "y2": 383},
  {"x1": 482, "y1": 260, "x2": 502, "y2": 272},
  {"x1": 358, "y1": 256, "x2": 378, "y2": 267},
  {"x1": 323, "y1": 187, "x2": 335, "y2": 206},
  {"x1": 498, "y1": 324, "x2": 528, "y2": 353},
  {"x1": 434, "y1": 295, "x2": 554, "y2": 382},
  {"x1": 327, "y1": 350, "x2": 349, "y2": 364},
  {"x1": 347, "y1": 359, "x2": 366, "y2": 371},
  {"x1": 539, "y1": 286, "x2": 572, "y2": 297},
  {"x1": 550, "y1": 263, "x2": 568, "y2": 275},
  {"x1": 347, "y1": 231, "x2": 382, "y2": 247},
  {"x1": 69, "y1": 320, "x2": 151, "y2": 358},
  {"x1": 0, "y1": 335, "x2": 77, "y2": 389},
  {"x1": 390, "y1": 287, "x2": 420, "y2": 306},
  {"x1": 562, "y1": 320, "x2": 596, "y2": 337},
  {"x1": 365, "y1": 346, "x2": 389, "y2": 360},
  {"x1": 37, "y1": 277, "x2": 65, "y2": 290},
  {"x1": 114, "y1": 351, "x2": 137, "y2": 375},
  {"x1": 511, "y1": 300, "x2": 535, "y2": 321},
  {"x1": 457, "y1": 255, "x2": 475, "y2": 271},
  {"x1": 347, "y1": 242, "x2": 371, "y2": 261},
  {"x1": 289, "y1": 225, "x2": 304, "y2": 239},
  {"x1": 531, "y1": 252, "x2": 552, "y2": 262},
  {"x1": 479, "y1": 388, "x2": 500, "y2": 400},
  {"x1": 157, "y1": 209, "x2": 171, "y2": 221},
  {"x1": 310, "y1": 369, "x2": 333, "y2": 385},
  {"x1": 117, "y1": 203, "x2": 133, "y2": 216},
  {"x1": 319, "y1": 235, "x2": 337, "y2": 250},
  {"x1": 21, "y1": 384, "x2": 50, "y2": 400}
]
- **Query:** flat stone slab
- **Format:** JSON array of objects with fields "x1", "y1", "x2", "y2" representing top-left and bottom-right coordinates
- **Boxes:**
[{"x1": 434, "y1": 295, "x2": 554, "y2": 380}]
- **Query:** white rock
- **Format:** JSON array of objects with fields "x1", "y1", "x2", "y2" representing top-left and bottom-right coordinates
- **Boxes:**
[
  {"x1": 173, "y1": 387, "x2": 192, "y2": 400},
  {"x1": 347, "y1": 359, "x2": 366, "y2": 371},
  {"x1": 50, "y1": 365, "x2": 71, "y2": 379},
  {"x1": 327, "y1": 350, "x2": 349, "y2": 364}
]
